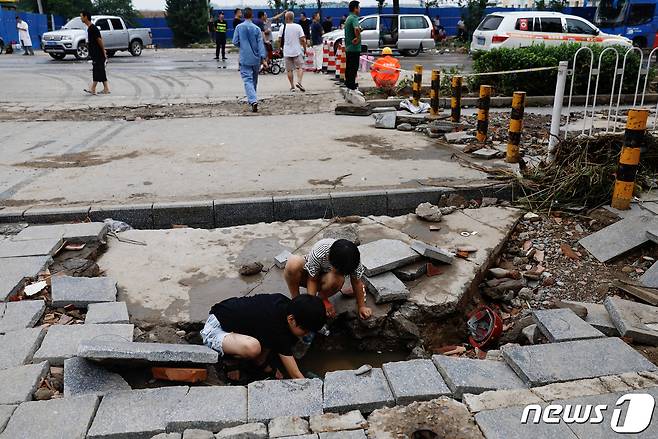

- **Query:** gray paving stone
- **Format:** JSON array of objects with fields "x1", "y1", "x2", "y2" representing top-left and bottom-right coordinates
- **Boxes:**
[
  {"x1": 382, "y1": 359, "x2": 451, "y2": 405},
  {"x1": 579, "y1": 214, "x2": 658, "y2": 262},
  {"x1": 474, "y1": 405, "x2": 577, "y2": 439},
  {"x1": 33, "y1": 323, "x2": 134, "y2": 366},
  {"x1": 78, "y1": 340, "x2": 217, "y2": 365},
  {"x1": 532, "y1": 308, "x2": 605, "y2": 342},
  {"x1": 167, "y1": 386, "x2": 247, "y2": 432},
  {"x1": 562, "y1": 301, "x2": 619, "y2": 336},
  {"x1": 0, "y1": 237, "x2": 63, "y2": 259},
  {"x1": 50, "y1": 275, "x2": 117, "y2": 308},
  {"x1": 640, "y1": 259, "x2": 658, "y2": 287},
  {"x1": 309, "y1": 411, "x2": 367, "y2": 433},
  {"x1": 0, "y1": 362, "x2": 49, "y2": 404},
  {"x1": 432, "y1": 355, "x2": 526, "y2": 399},
  {"x1": 0, "y1": 300, "x2": 45, "y2": 334},
  {"x1": 0, "y1": 405, "x2": 16, "y2": 435},
  {"x1": 274, "y1": 250, "x2": 292, "y2": 269},
  {"x1": 358, "y1": 239, "x2": 422, "y2": 277},
  {"x1": 0, "y1": 256, "x2": 50, "y2": 301},
  {"x1": 410, "y1": 240, "x2": 455, "y2": 264},
  {"x1": 392, "y1": 261, "x2": 427, "y2": 281},
  {"x1": 0, "y1": 394, "x2": 100, "y2": 439},
  {"x1": 151, "y1": 434, "x2": 181, "y2": 439},
  {"x1": 268, "y1": 416, "x2": 309, "y2": 438},
  {"x1": 0, "y1": 327, "x2": 46, "y2": 370},
  {"x1": 152, "y1": 200, "x2": 214, "y2": 229},
  {"x1": 329, "y1": 190, "x2": 388, "y2": 217},
  {"x1": 247, "y1": 379, "x2": 323, "y2": 422},
  {"x1": 323, "y1": 368, "x2": 395, "y2": 414},
  {"x1": 87, "y1": 386, "x2": 189, "y2": 439},
  {"x1": 15, "y1": 222, "x2": 108, "y2": 243},
  {"x1": 182, "y1": 430, "x2": 213, "y2": 439},
  {"x1": 363, "y1": 272, "x2": 409, "y2": 304},
  {"x1": 85, "y1": 302, "x2": 130, "y2": 324},
  {"x1": 605, "y1": 296, "x2": 658, "y2": 345},
  {"x1": 318, "y1": 431, "x2": 366, "y2": 439},
  {"x1": 63, "y1": 357, "x2": 131, "y2": 397},
  {"x1": 215, "y1": 422, "x2": 267, "y2": 439},
  {"x1": 276, "y1": 435, "x2": 317, "y2": 439},
  {"x1": 501, "y1": 337, "x2": 658, "y2": 387}
]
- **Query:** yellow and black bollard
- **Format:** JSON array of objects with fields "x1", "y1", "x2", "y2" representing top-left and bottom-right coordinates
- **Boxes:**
[
  {"x1": 476, "y1": 85, "x2": 493, "y2": 142},
  {"x1": 412, "y1": 65, "x2": 423, "y2": 107},
  {"x1": 506, "y1": 91, "x2": 526, "y2": 163},
  {"x1": 611, "y1": 108, "x2": 649, "y2": 210},
  {"x1": 450, "y1": 76, "x2": 462, "y2": 123},
  {"x1": 430, "y1": 70, "x2": 440, "y2": 117}
]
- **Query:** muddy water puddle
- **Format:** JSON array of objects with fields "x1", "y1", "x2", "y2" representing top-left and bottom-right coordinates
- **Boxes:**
[{"x1": 298, "y1": 346, "x2": 407, "y2": 376}]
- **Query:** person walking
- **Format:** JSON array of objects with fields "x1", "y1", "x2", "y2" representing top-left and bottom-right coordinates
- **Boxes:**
[
  {"x1": 311, "y1": 12, "x2": 324, "y2": 73},
  {"x1": 214, "y1": 11, "x2": 227, "y2": 60},
  {"x1": 279, "y1": 11, "x2": 306, "y2": 93},
  {"x1": 16, "y1": 17, "x2": 34, "y2": 56},
  {"x1": 299, "y1": 13, "x2": 311, "y2": 40},
  {"x1": 344, "y1": 1, "x2": 362, "y2": 95},
  {"x1": 81, "y1": 10, "x2": 109, "y2": 95},
  {"x1": 232, "y1": 8, "x2": 267, "y2": 113}
]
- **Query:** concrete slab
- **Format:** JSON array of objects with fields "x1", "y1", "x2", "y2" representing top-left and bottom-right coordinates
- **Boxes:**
[
  {"x1": 579, "y1": 214, "x2": 658, "y2": 262},
  {"x1": 85, "y1": 302, "x2": 130, "y2": 324},
  {"x1": 0, "y1": 256, "x2": 50, "y2": 301},
  {"x1": 50, "y1": 275, "x2": 117, "y2": 308},
  {"x1": 382, "y1": 359, "x2": 451, "y2": 405},
  {"x1": 501, "y1": 337, "x2": 658, "y2": 387},
  {"x1": 0, "y1": 300, "x2": 45, "y2": 334},
  {"x1": 268, "y1": 416, "x2": 310, "y2": 438},
  {"x1": 248, "y1": 379, "x2": 323, "y2": 422},
  {"x1": 432, "y1": 355, "x2": 526, "y2": 398},
  {"x1": 0, "y1": 327, "x2": 45, "y2": 370},
  {"x1": 15, "y1": 222, "x2": 108, "y2": 243},
  {"x1": 77, "y1": 340, "x2": 217, "y2": 365},
  {"x1": 167, "y1": 386, "x2": 247, "y2": 433},
  {"x1": 0, "y1": 405, "x2": 16, "y2": 435},
  {"x1": 640, "y1": 260, "x2": 658, "y2": 288},
  {"x1": 463, "y1": 388, "x2": 544, "y2": 413},
  {"x1": 0, "y1": 237, "x2": 62, "y2": 259},
  {"x1": 562, "y1": 301, "x2": 619, "y2": 336},
  {"x1": 410, "y1": 240, "x2": 455, "y2": 264},
  {"x1": 33, "y1": 323, "x2": 134, "y2": 366},
  {"x1": 0, "y1": 362, "x2": 49, "y2": 404},
  {"x1": 309, "y1": 411, "x2": 367, "y2": 433},
  {"x1": 63, "y1": 357, "x2": 131, "y2": 397},
  {"x1": 215, "y1": 423, "x2": 267, "y2": 439},
  {"x1": 392, "y1": 261, "x2": 427, "y2": 281},
  {"x1": 323, "y1": 368, "x2": 395, "y2": 414},
  {"x1": 475, "y1": 405, "x2": 578, "y2": 439},
  {"x1": 87, "y1": 387, "x2": 189, "y2": 439},
  {"x1": 363, "y1": 272, "x2": 409, "y2": 303},
  {"x1": 532, "y1": 308, "x2": 605, "y2": 342},
  {"x1": 358, "y1": 239, "x2": 422, "y2": 276},
  {"x1": 0, "y1": 394, "x2": 100, "y2": 439},
  {"x1": 604, "y1": 296, "x2": 658, "y2": 345},
  {"x1": 318, "y1": 431, "x2": 366, "y2": 439}
]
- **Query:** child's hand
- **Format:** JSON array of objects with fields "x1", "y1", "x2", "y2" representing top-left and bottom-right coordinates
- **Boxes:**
[
  {"x1": 323, "y1": 298, "x2": 336, "y2": 318},
  {"x1": 358, "y1": 306, "x2": 372, "y2": 320}
]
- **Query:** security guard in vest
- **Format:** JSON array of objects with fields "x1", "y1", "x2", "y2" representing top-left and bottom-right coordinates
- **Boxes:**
[{"x1": 215, "y1": 11, "x2": 228, "y2": 60}]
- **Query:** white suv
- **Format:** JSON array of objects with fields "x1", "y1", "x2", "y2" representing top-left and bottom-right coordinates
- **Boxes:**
[{"x1": 471, "y1": 11, "x2": 632, "y2": 51}]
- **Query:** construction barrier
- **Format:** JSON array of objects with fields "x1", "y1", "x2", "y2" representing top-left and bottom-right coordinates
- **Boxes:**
[
  {"x1": 430, "y1": 69, "x2": 440, "y2": 117},
  {"x1": 327, "y1": 44, "x2": 336, "y2": 73},
  {"x1": 304, "y1": 47, "x2": 315, "y2": 72},
  {"x1": 335, "y1": 44, "x2": 342, "y2": 81},
  {"x1": 339, "y1": 46, "x2": 346, "y2": 82},
  {"x1": 506, "y1": 91, "x2": 526, "y2": 163},
  {"x1": 322, "y1": 41, "x2": 329, "y2": 73},
  {"x1": 412, "y1": 65, "x2": 423, "y2": 107},
  {"x1": 451, "y1": 76, "x2": 462, "y2": 123},
  {"x1": 611, "y1": 108, "x2": 649, "y2": 210},
  {"x1": 476, "y1": 85, "x2": 493, "y2": 142}
]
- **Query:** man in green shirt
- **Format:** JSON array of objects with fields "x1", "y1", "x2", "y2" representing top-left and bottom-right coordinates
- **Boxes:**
[{"x1": 343, "y1": 1, "x2": 362, "y2": 93}]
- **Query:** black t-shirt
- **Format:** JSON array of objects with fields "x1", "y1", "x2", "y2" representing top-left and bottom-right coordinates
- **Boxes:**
[
  {"x1": 299, "y1": 19, "x2": 311, "y2": 39},
  {"x1": 232, "y1": 18, "x2": 243, "y2": 30},
  {"x1": 87, "y1": 24, "x2": 103, "y2": 60},
  {"x1": 211, "y1": 293, "x2": 297, "y2": 356},
  {"x1": 322, "y1": 19, "x2": 333, "y2": 33}
]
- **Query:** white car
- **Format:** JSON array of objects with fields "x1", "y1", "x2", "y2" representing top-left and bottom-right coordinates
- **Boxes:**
[{"x1": 471, "y1": 11, "x2": 632, "y2": 51}]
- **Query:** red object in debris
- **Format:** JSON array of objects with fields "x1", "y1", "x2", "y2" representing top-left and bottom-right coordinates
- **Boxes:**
[
  {"x1": 467, "y1": 305, "x2": 504, "y2": 349},
  {"x1": 426, "y1": 263, "x2": 443, "y2": 277},
  {"x1": 152, "y1": 367, "x2": 207, "y2": 383}
]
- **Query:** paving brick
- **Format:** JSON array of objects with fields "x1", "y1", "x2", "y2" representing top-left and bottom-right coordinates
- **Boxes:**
[
  {"x1": 392, "y1": 261, "x2": 427, "y2": 281},
  {"x1": 0, "y1": 300, "x2": 45, "y2": 334},
  {"x1": 0, "y1": 394, "x2": 100, "y2": 439},
  {"x1": 363, "y1": 272, "x2": 409, "y2": 304},
  {"x1": 276, "y1": 435, "x2": 317, "y2": 439},
  {"x1": 309, "y1": 411, "x2": 367, "y2": 433},
  {"x1": 214, "y1": 197, "x2": 274, "y2": 228},
  {"x1": 85, "y1": 302, "x2": 130, "y2": 324},
  {"x1": 33, "y1": 323, "x2": 134, "y2": 366},
  {"x1": 329, "y1": 190, "x2": 387, "y2": 217},
  {"x1": 0, "y1": 256, "x2": 50, "y2": 301},
  {"x1": 579, "y1": 214, "x2": 658, "y2": 262},
  {"x1": 532, "y1": 308, "x2": 604, "y2": 342},
  {"x1": 63, "y1": 357, "x2": 131, "y2": 397},
  {"x1": 248, "y1": 379, "x2": 323, "y2": 422},
  {"x1": 531, "y1": 378, "x2": 609, "y2": 401},
  {"x1": 410, "y1": 240, "x2": 454, "y2": 264},
  {"x1": 382, "y1": 359, "x2": 451, "y2": 405},
  {"x1": 358, "y1": 239, "x2": 421, "y2": 277},
  {"x1": 50, "y1": 275, "x2": 117, "y2": 308},
  {"x1": 605, "y1": 296, "x2": 658, "y2": 345},
  {"x1": 268, "y1": 416, "x2": 310, "y2": 438},
  {"x1": 167, "y1": 386, "x2": 247, "y2": 433},
  {"x1": 502, "y1": 337, "x2": 658, "y2": 387},
  {"x1": 273, "y1": 194, "x2": 332, "y2": 221},
  {"x1": 0, "y1": 327, "x2": 45, "y2": 370},
  {"x1": 215, "y1": 422, "x2": 267, "y2": 439},
  {"x1": 0, "y1": 237, "x2": 63, "y2": 259},
  {"x1": 0, "y1": 405, "x2": 16, "y2": 435},
  {"x1": 432, "y1": 355, "x2": 526, "y2": 399},
  {"x1": 15, "y1": 222, "x2": 107, "y2": 243},
  {"x1": 78, "y1": 340, "x2": 217, "y2": 365},
  {"x1": 562, "y1": 300, "x2": 619, "y2": 336},
  {"x1": 475, "y1": 405, "x2": 577, "y2": 439},
  {"x1": 0, "y1": 362, "x2": 49, "y2": 404},
  {"x1": 274, "y1": 250, "x2": 292, "y2": 269},
  {"x1": 87, "y1": 387, "x2": 189, "y2": 439},
  {"x1": 89, "y1": 204, "x2": 154, "y2": 229},
  {"x1": 463, "y1": 388, "x2": 543, "y2": 413},
  {"x1": 323, "y1": 368, "x2": 394, "y2": 414},
  {"x1": 318, "y1": 430, "x2": 367, "y2": 439},
  {"x1": 152, "y1": 201, "x2": 214, "y2": 228},
  {"x1": 151, "y1": 434, "x2": 181, "y2": 439}
]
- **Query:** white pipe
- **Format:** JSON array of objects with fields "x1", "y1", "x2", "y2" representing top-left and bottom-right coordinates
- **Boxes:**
[{"x1": 549, "y1": 61, "x2": 569, "y2": 161}]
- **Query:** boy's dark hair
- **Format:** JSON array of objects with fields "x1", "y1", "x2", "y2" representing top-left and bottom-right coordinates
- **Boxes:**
[
  {"x1": 234, "y1": 8, "x2": 241, "y2": 14},
  {"x1": 288, "y1": 295, "x2": 326, "y2": 332},
  {"x1": 244, "y1": 8, "x2": 253, "y2": 19},
  {"x1": 81, "y1": 10, "x2": 92, "y2": 20},
  {"x1": 329, "y1": 239, "x2": 360, "y2": 275},
  {"x1": 349, "y1": 1, "x2": 360, "y2": 12},
  {"x1": 258, "y1": 11, "x2": 265, "y2": 19}
]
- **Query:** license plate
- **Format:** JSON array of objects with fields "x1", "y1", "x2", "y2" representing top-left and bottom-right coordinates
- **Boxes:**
[
  {"x1": 46, "y1": 41, "x2": 59, "y2": 45},
  {"x1": 477, "y1": 37, "x2": 485, "y2": 45}
]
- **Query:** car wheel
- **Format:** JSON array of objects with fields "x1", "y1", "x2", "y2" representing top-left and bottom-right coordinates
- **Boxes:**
[
  {"x1": 129, "y1": 40, "x2": 143, "y2": 56},
  {"x1": 74, "y1": 42, "x2": 88, "y2": 60},
  {"x1": 106, "y1": 50, "x2": 116, "y2": 58},
  {"x1": 404, "y1": 47, "x2": 421, "y2": 57},
  {"x1": 49, "y1": 53, "x2": 66, "y2": 60}
]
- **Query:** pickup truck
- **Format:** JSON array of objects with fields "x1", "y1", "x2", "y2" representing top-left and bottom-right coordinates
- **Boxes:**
[{"x1": 42, "y1": 15, "x2": 152, "y2": 60}]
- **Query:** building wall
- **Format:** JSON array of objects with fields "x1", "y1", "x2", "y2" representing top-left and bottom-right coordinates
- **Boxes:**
[{"x1": 0, "y1": 9, "x2": 48, "y2": 48}]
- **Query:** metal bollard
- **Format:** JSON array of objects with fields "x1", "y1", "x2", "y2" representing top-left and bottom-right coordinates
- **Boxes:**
[
  {"x1": 412, "y1": 65, "x2": 423, "y2": 107},
  {"x1": 611, "y1": 109, "x2": 649, "y2": 210},
  {"x1": 476, "y1": 85, "x2": 493, "y2": 142},
  {"x1": 430, "y1": 69, "x2": 440, "y2": 117},
  {"x1": 451, "y1": 76, "x2": 462, "y2": 123},
  {"x1": 506, "y1": 91, "x2": 526, "y2": 163}
]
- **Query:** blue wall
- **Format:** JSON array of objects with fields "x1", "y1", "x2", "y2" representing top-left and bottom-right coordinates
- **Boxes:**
[{"x1": 0, "y1": 9, "x2": 48, "y2": 48}]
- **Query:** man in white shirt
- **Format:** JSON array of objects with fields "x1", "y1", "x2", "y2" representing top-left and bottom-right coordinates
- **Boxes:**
[
  {"x1": 279, "y1": 11, "x2": 307, "y2": 93},
  {"x1": 16, "y1": 17, "x2": 34, "y2": 56}
]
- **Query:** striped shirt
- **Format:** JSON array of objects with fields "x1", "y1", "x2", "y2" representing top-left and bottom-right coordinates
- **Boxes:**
[{"x1": 304, "y1": 238, "x2": 365, "y2": 279}]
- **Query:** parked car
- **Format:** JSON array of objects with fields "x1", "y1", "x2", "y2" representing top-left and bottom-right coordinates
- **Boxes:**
[
  {"x1": 42, "y1": 15, "x2": 152, "y2": 60},
  {"x1": 471, "y1": 11, "x2": 632, "y2": 51},
  {"x1": 323, "y1": 14, "x2": 435, "y2": 56}
]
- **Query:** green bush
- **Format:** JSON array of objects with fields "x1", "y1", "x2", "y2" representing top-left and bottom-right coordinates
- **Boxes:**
[{"x1": 471, "y1": 43, "x2": 653, "y2": 97}]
